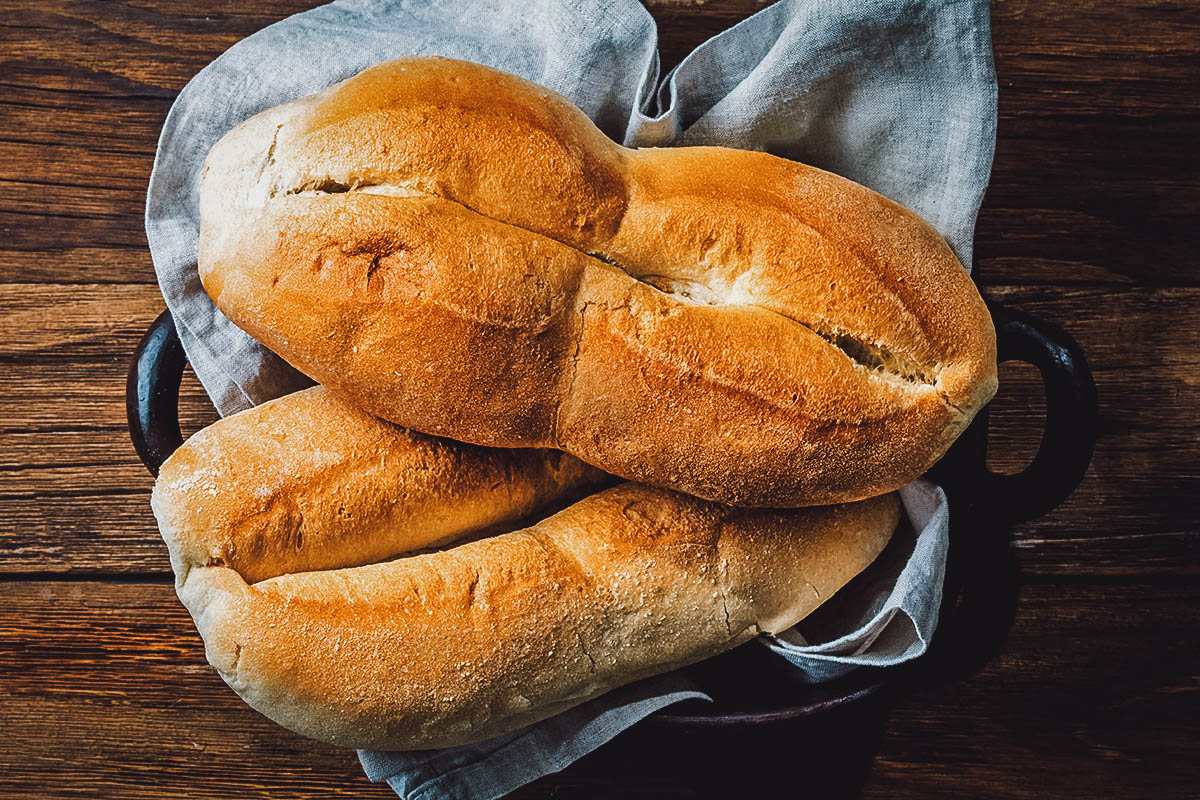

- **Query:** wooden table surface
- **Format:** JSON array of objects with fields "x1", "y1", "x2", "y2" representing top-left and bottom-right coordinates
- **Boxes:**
[{"x1": 2, "y1": 1, "x2": 1197, "y2": 797}]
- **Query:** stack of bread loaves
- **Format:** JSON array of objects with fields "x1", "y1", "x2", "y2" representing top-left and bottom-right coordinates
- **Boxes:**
[{"x1": 153, "y1": 57, "x2": 997, "y2": 750}]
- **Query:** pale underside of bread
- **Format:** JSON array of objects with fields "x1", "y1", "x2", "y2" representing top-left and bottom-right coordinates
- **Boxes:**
[
  {"x1": 179, "y1": 484, "x2": 900, "y2": 751},
  {"x1": 198, "y1": 56, "x2": 998, "y2": 508}
]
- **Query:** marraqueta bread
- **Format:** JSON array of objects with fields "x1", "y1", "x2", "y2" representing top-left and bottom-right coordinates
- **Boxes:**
[
  {"x1": 155, "y1": 388, "x2": 899, "y2": 751},
  {"x1": 199, "y1": 56, "x2": 995, "y2": 506},
  {"x1": 152, "y1": 386, "x2": 609, "y2": 584}
]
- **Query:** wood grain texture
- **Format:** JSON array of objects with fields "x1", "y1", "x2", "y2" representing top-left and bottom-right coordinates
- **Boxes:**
[
  {"x1": 1, "y1": 580, "x2": 1195, "y2": 799},
  {"x1": 2, "y1": 0, "x2": 1198, "y2": 286},
  {"x1": 1, "y1": 0, "x2": 1197, "y2": 797}
]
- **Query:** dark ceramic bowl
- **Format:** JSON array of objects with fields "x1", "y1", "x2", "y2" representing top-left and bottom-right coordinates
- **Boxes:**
[{"x1": 127, "y1": 302, "x2": 1096, "y2": 727}]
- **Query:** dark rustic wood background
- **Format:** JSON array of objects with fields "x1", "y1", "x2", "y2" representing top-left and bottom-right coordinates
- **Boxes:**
[{"x1": 1, "y1": 1, "x2": 1197, "y2": 797}]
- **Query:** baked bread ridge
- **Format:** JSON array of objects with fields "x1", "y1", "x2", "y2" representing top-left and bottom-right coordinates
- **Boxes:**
[
  {"x1": 180, "y1": 484, "x2": 900, "y2": 751},
  {"x1": 152, "y1": 385, "x2": 610, "y2": 584},
  {"x1": 199, "y1": 56, "x2": 998, "y2": 507}
]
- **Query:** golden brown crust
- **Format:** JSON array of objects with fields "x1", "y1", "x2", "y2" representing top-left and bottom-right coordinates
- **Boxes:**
[
  {"x1": 156, "y1": 387, "x2": 898, "y2": 751},
  {"x1": 152, "y1": 386, "x2": 609, "y2": 584},
  {"x1": 176, "y1": 483, "x2": 898, "y2": 750},
  {"x1": 199, "y1": 56, "x2": 997, "y2": 507}
]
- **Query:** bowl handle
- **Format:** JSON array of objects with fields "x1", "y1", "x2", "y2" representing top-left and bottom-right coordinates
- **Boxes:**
[
  {"x1": 930, "y1": 302, "x2": 1097, "y2": 524},
  {"x1": 126, "y1": 309, "x2": 186, "y2": 477}
]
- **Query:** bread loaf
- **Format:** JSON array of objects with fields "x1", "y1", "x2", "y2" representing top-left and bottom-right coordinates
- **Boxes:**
[
  {"x1": 199, "y1": 56, "x2": 997, "y2": 507},
  {"x1": 155, "y1": 388, "x2": 899, "y2": 750},
  {"x1": 153, "y1": 386, "x2": 609, "y2": 584}
]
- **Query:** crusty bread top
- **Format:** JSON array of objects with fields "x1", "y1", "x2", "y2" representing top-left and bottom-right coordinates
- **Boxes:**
[
  {"x1": 180, "y1": 483, "x2": 900, "y2": 750},
  {"x1": 199, "y1": 56, "x2": 997, "y2": 507},
  {"x1": 152, "y1": 386, "x2": 609, "y2": 584},
  {"x1": 154, "y1": 386, "x2": 900, "y2": 750}
]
